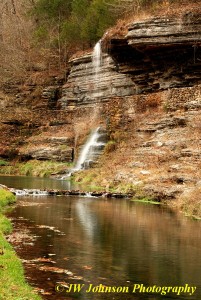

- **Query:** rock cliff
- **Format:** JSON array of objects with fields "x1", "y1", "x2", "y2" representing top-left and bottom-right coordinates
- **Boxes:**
[
  {"x1": 58, "y1": 12, "x2": 201, "y2": 110},
  {"x1": 57, "y1": 10, "x2": 201, "y2": 201},
  {"x1": 1, "y1": 9, "x2": 201, "y2": 204},
  {"x1": 58, "y1": 53, "x2": 135, "y2": 108},
  {"x1": 0, "y1": 76, "x2": 74, "y2": 162},
  {"x1": 107, "y1": 11, "x2": 201, "y2": 93}
]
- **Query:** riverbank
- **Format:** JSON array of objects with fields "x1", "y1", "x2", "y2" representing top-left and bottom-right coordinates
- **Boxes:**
[
  {"x1": 0, "y1": 188, "x2": 42, "y2": 300},
  {"x1": 72, "y1": 167, "x2": 201, "y2": 220},
  {"x1": 168, "y1": 187, "x2": 201, "y2": 220},
  {"x1": 0, "y1": 159, "x2": 71, "y2": 177},
  {"x1": 1, "y1": 160, "x2": 201, "y2": 220}
]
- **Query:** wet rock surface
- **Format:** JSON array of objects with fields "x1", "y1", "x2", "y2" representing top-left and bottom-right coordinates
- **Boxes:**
[{"x1": 9, "y1": 187, "x2": 133, "y2": 200}]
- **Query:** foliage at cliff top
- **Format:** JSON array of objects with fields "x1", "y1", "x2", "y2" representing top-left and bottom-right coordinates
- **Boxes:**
[
  {"x1": 0, "y1": 0, "x2": 199, "y2": 82},
  {"x1": 31, "y1": 0, "x2": 200, "y2": 49},
  {"x1": 31, "y1": 0, "x2": 119, "y2": 48}
]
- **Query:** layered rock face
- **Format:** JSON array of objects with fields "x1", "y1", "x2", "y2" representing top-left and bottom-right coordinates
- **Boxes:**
[
  {"x1": 58, "y1": 54, "x2": 135, "y2": 108},
  {"x1": 59, "y1": 12, "x2": 201, "y2": 108},
  {"x1": 101, "y1": 84, "x2": 201, "y2": 199},
  {"x1": 56, "y1": 11, "x2": 201, "y2": 199},
  {"x1": 108, "y1": 12, "x2": 201, "y2": 93},
  {"x1": 0, "y1": 77, "x2": 74, "y2": 162},
  {"x1": 1, "y1": 8, "x2": 201, "y2": 186}
]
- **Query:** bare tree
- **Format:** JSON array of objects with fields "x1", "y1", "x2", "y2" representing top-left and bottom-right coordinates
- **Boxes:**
[{"x1": 0, "y1": 0, "x2": 36, "y2": 82}]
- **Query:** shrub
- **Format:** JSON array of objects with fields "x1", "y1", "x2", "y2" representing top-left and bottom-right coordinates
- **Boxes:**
[
  {"x1": 104, "y1": 141, "x2": 116, "y2": 153},
  {"x1": 177, "y1": 187, "x2": 201, "y2": 218}
]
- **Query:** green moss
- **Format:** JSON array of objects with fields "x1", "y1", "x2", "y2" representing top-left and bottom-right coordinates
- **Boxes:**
[
  {"x1": 0, "y1": 233, "x2": 42, "y2": 300},
  {"x1": 0, "y1": 189, "x2": 42, "y2": 300},
  {"x1": 130, "y1": 197, "x2": 161, "y2": 205},
  {"x1": 0, "y1": 214, "x2": 13, "y2": 234}
]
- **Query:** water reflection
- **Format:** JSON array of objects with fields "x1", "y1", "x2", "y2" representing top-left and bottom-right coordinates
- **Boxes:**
[
  {"x1": 8, "y1": 195, "x2": 201, "y2": 300},
  {"x1": 0, "y1": 175, "x2": 72, "y2": 190}
]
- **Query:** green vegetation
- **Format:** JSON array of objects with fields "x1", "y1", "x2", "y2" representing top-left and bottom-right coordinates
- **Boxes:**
[
  {"x1": 32, "y1": 0, "x2": 181, "y2": 58},
  {"x1": 131, "y1": 198, "x2": 161, "y2": 205},
  {"x1": 0, "y1": 189, "x2": 15, "y2": 213},
  {"x1": 32, "y1": 0, "x2": 120, "y2": 49},
  {"x1": 0, "y1": 160, "x2": 72, "y2": 177},
  {"x1": 73, "y1": 168, "x2": 143, "y2": 193},
  {"x1": 0, "y1": 189, "x2": 42, "y2": 300},
  {"x1": 0, "y1": 160, "x2": 9, "y2": 167}
]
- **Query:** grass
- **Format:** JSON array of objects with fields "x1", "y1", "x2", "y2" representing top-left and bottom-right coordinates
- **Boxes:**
[
  {"x1": 0, "y1": 159, "x2": 9, "y2": 166},
  {"x1": 0, "y1": 189, "x2": 16, "y2": 213},
  {"x1": 0, "y1": 159, "x2": 72, "y2": 177},
  {"x1": 104, "y1": 141, "x2": 116, "y2": 154},
  {"x1": 0, "y1": 188, "x2": 42, "y2": 300}
]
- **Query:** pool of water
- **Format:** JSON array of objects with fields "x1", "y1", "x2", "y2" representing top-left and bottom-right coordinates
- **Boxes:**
[
  {"x1": 0, "y1": 175, "x2": 73, "y2": 190},
  {"x1": 1, "y1": 176, "x2": 201, "y2": 300}
]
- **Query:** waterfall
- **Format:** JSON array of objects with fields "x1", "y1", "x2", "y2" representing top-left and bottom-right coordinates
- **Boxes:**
[
  {"x1": 61, "y1": 42, "x2": 106, "y2": 180},
  {"x1": 74, "y1": 127, "x2": 105, "y2": 170},
  {"x1": 92, "y1": 41, "x2": 102, "y2": 77},
  {"x1": 61, "y1": 127, "x2": 106, "y2": 179},
  {"x1": 90, "y1": 40, "x2": 102, "y2": 119}
]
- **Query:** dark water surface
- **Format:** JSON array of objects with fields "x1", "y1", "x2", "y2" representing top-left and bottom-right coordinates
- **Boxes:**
[{"x1": 1, "y1": 176, "x2": 201, "y2": 300}]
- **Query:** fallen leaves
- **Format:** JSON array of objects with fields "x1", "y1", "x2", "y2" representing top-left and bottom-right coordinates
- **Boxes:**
[
  {"x1": 83, "y1": 265, "x2": 92, "y2": 270},
  {"x1": 7, "y1": 230, "x2": 37, "y2": 245},
  {"x1": 22, "y1": 257, "x2": 56, "y2": 264},
  {"x1": 36, "y1": 224, "x2": 65, "y2": 235},
  {"x1": 38, "y1": 266, "x2": 73, "y2": 276},
  {"x1": 34, "y1": 287, "x2": 52, "y2": 295}
]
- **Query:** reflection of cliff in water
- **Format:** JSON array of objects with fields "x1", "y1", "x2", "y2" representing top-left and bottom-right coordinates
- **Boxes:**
[
  {"x1": 87, "y1": 199, "x2": 201, "y2": 286},
  {"x1": 9, "y1": 195, "x2": 201, "y2": 299}
]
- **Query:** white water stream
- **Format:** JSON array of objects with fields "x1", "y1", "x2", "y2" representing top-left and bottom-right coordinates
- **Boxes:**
[
  {"x1": 61, "y1": 42, "x2": 105, "y2": 180},
  {"x1": 74, "y1": 127, "x2": 102, "y2": 170},
  {"x1": 61, "y1": 127, "x2": 105, "y2": 179},
  {"x1": 92, "y1": 41, "x2": 102, "y2": 77}
]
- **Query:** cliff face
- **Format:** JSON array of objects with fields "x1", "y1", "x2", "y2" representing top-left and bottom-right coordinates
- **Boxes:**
[
  {"x1": 59, "y1": 12, "x2": 201, "y2": 110},
  {"x1": 0, "y1": 77, "x2": 74, "y2": 162},
  {"x1": 108, "y1": 12, "x2": 201, "y2": 93},
  {"x1": 56, "y1": 11, "x2": 201, "y2": 200},
  {"x1": 58, "y1": 53, "x2": 135, "y2": 108},
  {"x1": 1, "y1": 10, "x2": 201, "y2": 202}
]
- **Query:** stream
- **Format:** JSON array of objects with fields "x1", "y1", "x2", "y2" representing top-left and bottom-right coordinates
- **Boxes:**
[{"x1": 1, "y1": 175, "x2": 201, "y2": 300}]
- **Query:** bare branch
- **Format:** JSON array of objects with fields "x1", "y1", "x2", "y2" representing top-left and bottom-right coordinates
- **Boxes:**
[{"x1": 10, "y1": 0, "x2": 16, "y2": 14}]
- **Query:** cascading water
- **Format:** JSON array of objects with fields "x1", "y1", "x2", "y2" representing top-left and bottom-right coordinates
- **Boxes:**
[
  {"x1": 61, "y1": 42, "x2": 106, "y2": 180},
  {"x1": 61, "y1": 127, "x2": 106, "y2": 179},
  {"x1": 73, "y1": 42, "x2": 105, "y2": 170},
  {"x1": 92, "y1": 40, "x2": 102, "y2": 103},
  {"x1": 92, "y1": 41, "x2": 102, "y2": 77},
  {"x1": 74, "y1": 127, "x2": 101, "y2": 170}
]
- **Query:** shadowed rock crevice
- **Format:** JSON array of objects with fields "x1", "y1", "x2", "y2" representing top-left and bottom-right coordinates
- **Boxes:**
[
  {"x1": 59, "y1": 12, "x2": 201, "y2": 110},
  {"x1": 107, "y1": 13, "x2": 201, "y2": 94}
]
